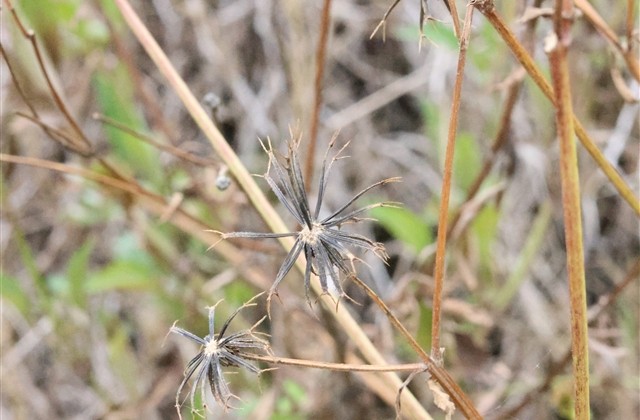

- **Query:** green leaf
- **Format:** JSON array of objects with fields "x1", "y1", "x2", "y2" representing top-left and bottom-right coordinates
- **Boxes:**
[
  {"x1": 453, "y1": 132, "x2": 481, "y2": 192},
  {"x1": 371, "y1": 206, "x2": 432, "y2": 253},
  {"x1": 107, "y1": 324, "x2": 140, "y2": 395},
  {"x1": 471, "y1": 203, "x2": 499, "y2": 267},
  {"x1": 85, "y1": 261, "x2": 157, "y2": 294},
  {"x1": 421, "y1": 21, "x2": 459, "y2": 50},
  {"x1": 416, "y1": 302, "x2": 432, "y2": 351},
  {"x1": 396, "y1": 21, "x2": 458, "y2": 51},
  {"x1": 0, "y1": 274, "x2": 30, "y2": 315},
  {"x1": 66, "y1": 238, "x2": 96, "y2": 306},
  {"x1": 93, "y1": 67, "x2": 162, "y2": 185}
]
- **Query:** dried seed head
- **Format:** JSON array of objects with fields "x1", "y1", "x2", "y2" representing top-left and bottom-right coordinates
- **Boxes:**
[
  {"x1": 219, "y1": 135, "x2": 400, "y2": 313},
  {"x1": 170, "y1": 297, "x2": 270, "y2": 417}
]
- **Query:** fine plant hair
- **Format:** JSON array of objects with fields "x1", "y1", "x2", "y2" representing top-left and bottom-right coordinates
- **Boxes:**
[{"x1": 217, "y1": 132, "x2": 400, "y2": 313}]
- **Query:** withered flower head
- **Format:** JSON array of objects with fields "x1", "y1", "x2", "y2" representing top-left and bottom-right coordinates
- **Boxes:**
[
  {"x1": 170, "y1": 299, "x2": 270, "y2": 417},
  {"x1": 222, "y1": 134, "x2": 400, "y2": 310}
]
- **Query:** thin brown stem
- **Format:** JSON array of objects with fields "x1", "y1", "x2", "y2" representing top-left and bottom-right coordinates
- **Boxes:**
[
  {"x1": 351, "y1": 276, "x2": 482, "y2": 419},
  {"x1": 588, "y1": 258, "x2": 640, "y2": 322},
  {"x1": 444, "y1": 0, "x2": 462, "y2": 40},
  {"x1": 305, "y1": 0, "x2": 333, "y2": 191},
  {"x1": 431, "y1": 3, "x2": 474, "y2": 364},
  {"x1": 0, "y1": 153, "x2": 272, "y2": 292},
  {"x1": 4, "y1": 0, "x2": 92, "y2": 156},
  {"x1": 92, "y1": 113, "x2": 216, "y2": 167},
  {"x1": 547, "y1": 1, "x2": 590, "y2": 418},
  {"x1": 574, "y1": 0, "x2": 640, "y2": 82},
  {"x1": 243, "y1": 353, "x2": 424, "y2": 373},
  {"x1": 477, "y1": 2, "x2": 640, "y2": 216},
  {"x1": 626, "y1": 0, "x2": 635, "y2": 46}
]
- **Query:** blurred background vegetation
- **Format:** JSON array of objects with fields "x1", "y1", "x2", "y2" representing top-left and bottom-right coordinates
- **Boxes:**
[{"x1": 1, "y1": 0, "x2": 638, "y2": 419}]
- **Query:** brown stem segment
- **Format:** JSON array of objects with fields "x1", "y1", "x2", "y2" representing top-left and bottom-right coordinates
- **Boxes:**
[
  {"x1": 431, "y1": 3, "x2": 475, "y2": 363},
  {"x1": 244, "y1": 353, "x2": 425, "y2": 373},
  {"x1": 547, "y1": 1, "x2": 590, "y2": 418},
  {"x1": 4, "y1": 0, "x2": 93, "y2": 156},
  {"x1": 351, "y1": 276, "x2": 481, "y2": 419},
  {"x1": 305, "y1": 0, "x2": 333, "y2": 191}
]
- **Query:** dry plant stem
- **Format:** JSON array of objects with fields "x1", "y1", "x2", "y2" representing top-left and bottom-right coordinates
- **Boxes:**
[
  {"x1": 351, "y1": 276, "x2": 482, "y2": 419},
  {"x1": 92, "y1": 113, "x2": 215, "y2": 167},
  {"x1": 477, "y1": 2, "x2": 640, "y2": 216},
  {"x1": 112, "y1": 2, "x2": 434, "y2": 418},
  {"x1": 305, "y1": 0, "x2": 332, "y2": 191},
  {"x1": 626, "y1": 0, "x2": 635, "y2": 44},
  {"x1": 0, "y1": 44, "x2": 82, "y2": 154},
  {"x1": 444, "y1": 0, "x2": 462, "y2": 40},
  {"x1": 0, "y1": 153, "x2": 272, "y2": 292},
  {"x1": 548, "y1": 1, "x2": 590, "y2": 418},
  {"x1": 588, "y1": 258, "x2": 640, "y2": 324},
  {"x1": 243, "y1": 353, "x2": 424, "y2": 373},
  {"x1": 574, "y1": 0, "x2": 640, "y2": 82},
  {"x1": 4, "y1": 0, "x2": 92, "y2": 156},
  {"x1": 431, "y1": 3, "x2": 474, "y2": 363}
]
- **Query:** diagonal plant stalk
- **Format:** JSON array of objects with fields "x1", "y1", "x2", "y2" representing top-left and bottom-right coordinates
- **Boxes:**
[
  {"x1": 305, "y1": 0, "x2": 333, "y2": 191},
  {"x1": 243, "y1": 353, "x2": 425, "y2": 373},
  {"x1": 574, "y1": 0, "x2": 639, "y2": 82},
  {"x1": 4, "y1": 0, "x2": 92, "y2": 156},
  {"x1": 430, "y1": 3, "x2": 475, "y2": 365},
  {"x1": 475, "y1": 0, "x2": 640, "y2": 216},
  {"x1": 0, "y1": 153, "x2": 273, "y2": 291},
  {"x1": 112, "y1": 0, "x2": 473, "y2": 417},
  {"x1": 351, "y1": 276, "x2": 482, "y2": 418},
  {"x1": 546, "y1": 1, "x2": 590, "y2": 418}
]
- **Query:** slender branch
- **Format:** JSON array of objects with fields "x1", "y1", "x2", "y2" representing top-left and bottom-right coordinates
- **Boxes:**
[
  {"x1": 351, "y1": 276, "x2": 482, "y2": 419},
  {"x1": 243, "y1": 353, "x2": 425, "y2": 373},
  {"x1": 444, "y1": 0, "x2": 462, "y2": 40},
  {"x1": 476, "y1": 1, "x2": 640, "y2": 216},
  {"x1": 305, "y1": 0, "x2": 333, "y2": 191},
  {"x1": 92, "y1": 113, "x2": 216, "y2": 167},
  {"x1": 431, "y1": 3, "x2": 474, "y2": 364},
  {"x1": 626, "y1": 0, "x2": 635, "y2": 45},
  {"x1": 574, "y1": 0, "x2": 640, "y2": 82},
  {"x1": 4, "y1": 0, "x2": 93, "y2": 156},
  {"x1": 547, "y1": 1, "x2": 590, "y2": 418},
  {"x1": 0, "y1": 153, "x2": 272, "y2": 292},
  {"x1": 587, "y1": 258, "x2": 640, "y2": 323}
]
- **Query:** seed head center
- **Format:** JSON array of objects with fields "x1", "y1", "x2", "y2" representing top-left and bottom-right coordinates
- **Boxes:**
[
  {"x1": 204, "y1": 339, "x2": 219, "y2": 355},
  {"x1": 300, "y1": 223, "x2": 322, "y2": 245}
]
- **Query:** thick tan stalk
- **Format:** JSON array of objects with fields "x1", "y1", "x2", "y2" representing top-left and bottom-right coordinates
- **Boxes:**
[
  {"x1": 547, "y1": 1, "x2": 590, "y2": 417},
  {"x1": 431, "y1": 3, "x2": 474, "y2": 363}
]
